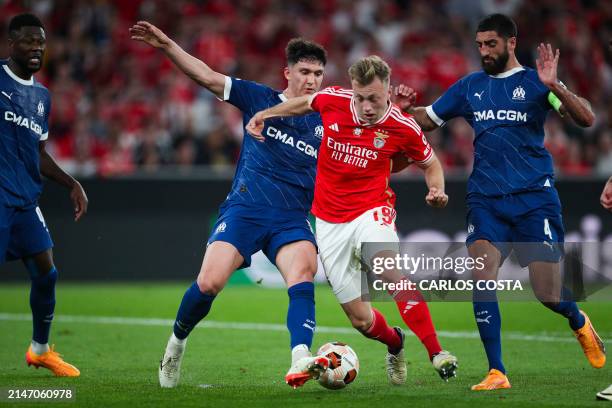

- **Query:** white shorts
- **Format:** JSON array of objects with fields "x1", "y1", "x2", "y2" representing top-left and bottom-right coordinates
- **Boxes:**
[{"x1": 315, "y1": 206, "x2": 399, "y2": 304}]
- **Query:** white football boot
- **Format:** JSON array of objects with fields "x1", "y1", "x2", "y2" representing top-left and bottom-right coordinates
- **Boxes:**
[
  {"x1": 385, "y1": 327, "x2": 407, "y2": 385},
  {"x1": 159, "y1": 334, "x2": 186, "y2": 388},
  {"x1": 285, "y1": 355, "x2": 330, "y2": 389},
  {"x1": 432, "y1": 350, "x2": 458, "y2": 381}
]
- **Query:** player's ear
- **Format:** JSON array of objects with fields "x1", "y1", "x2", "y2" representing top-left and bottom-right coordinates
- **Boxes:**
[
  {"x1": 507, "y1": 37, "x2": 517, "y2": 52},
  {"x1": 283, "y1": 66, "x2": 291, "y2": 81},
  {"x1": 7, "y1": 32, "x2": 15, "y2": 50}
]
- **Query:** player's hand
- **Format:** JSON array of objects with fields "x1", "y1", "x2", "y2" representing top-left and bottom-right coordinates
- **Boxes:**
[
  {"x1": 425, "y1": 187, "x2": 448, "y2": 208},
  {"x1": 393, "y1": 84, "x2": 417, "y2": 112},
  {"x1": 536, "y1": 43, "x2": 559, "y2": 88},
  {"x1": 129, "y1": 21, "x2": 171, "y2": 49},
  {"x1": 246, "y1": 112, "x2": 266, "y2": 142},
  {"x1": 601, "y1": 179, "x2": 612, "y2": 211},
  {"x1": 70, "y1": 181, "x2": 88, "y2": 222}
]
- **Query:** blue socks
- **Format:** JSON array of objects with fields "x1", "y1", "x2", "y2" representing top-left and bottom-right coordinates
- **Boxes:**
[
  {"x1": 541, "y1": 287, "x2": 585, "y2": 331},
  {"x1": 29, "y1": 266, "x2": 57, "y2": 345},
  {"x1": 473, "y1": 287, "x2": 585, "y2": 374},
  {"x1": 287, "y1": 282, "x2": 315, "y2": 349},
  {"x1": 473, "y1": 289, "x2": 505, "y2": 373},
  {"x1": 172, "y1": 281, "x2": 314, "y2": 347},
  {"x1": 173, "y1": 282, "x2": 216, "y2": 340}
]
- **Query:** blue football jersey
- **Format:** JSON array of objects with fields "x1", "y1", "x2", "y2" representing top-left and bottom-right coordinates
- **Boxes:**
[
  {"x1": 0, "y1": 60, "x2": 50, "y2": 209},
  {"x1": 427, "y1": 66, "x2": 556, "y2": 197},
  {"x1": 221, "y1": 76, "x2": 322, "y2": 215}
]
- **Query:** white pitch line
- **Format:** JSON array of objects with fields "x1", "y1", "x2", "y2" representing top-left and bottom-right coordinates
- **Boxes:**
[{"x1": 0, "y1": 313, "x2": 595, "y2": 343}]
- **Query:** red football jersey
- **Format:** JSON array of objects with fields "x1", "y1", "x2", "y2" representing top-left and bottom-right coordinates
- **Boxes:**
[{"x1": 309, "y1": 86, "x2": 434, "y2": 223}]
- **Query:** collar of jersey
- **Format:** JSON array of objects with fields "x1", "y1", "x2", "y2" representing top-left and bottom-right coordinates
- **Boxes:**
[
  {"x1": 278, "y1": 92, "x2": 288, "y2": 102},
  {"x1": 2, "y1": 64, "x2": 33, "y2": 85},
  {"x1": 488, "y1": 66, "x2": 524, "y2": 79},
  {"x1": 350, "y1": 98, "x2": 393, "y2": 127}
]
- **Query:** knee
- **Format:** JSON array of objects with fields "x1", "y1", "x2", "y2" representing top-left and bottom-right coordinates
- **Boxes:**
[
  {"x1": 470, "y1": 241, "x2": 500, "y2": 278},
  {"x1": 285, "y1": 264, "x2": 316, "y2": 287},
  {"x1": 24, "y1": 257, "x2": 55, "y2": 279},
  {"x1": 196, "y1": 274, "x2": 225, "y2": 296}
]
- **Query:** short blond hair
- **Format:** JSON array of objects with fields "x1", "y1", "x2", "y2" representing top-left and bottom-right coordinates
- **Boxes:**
[{"x1": 348, "y1": 55, "x2": 391, "y2": 86}]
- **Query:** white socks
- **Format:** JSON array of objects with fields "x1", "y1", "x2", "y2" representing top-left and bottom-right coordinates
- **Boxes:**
[
  {"x1": 168, "y1": 333, "x2": 187, "y2": 348},
  {"x1": 291, "y1": 344, "x2": 311, "y2": 365},
  {"x1": 31, "y1": 340, "x2": 49, "y2": 355}
]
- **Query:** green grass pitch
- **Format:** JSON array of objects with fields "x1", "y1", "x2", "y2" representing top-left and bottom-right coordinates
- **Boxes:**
[{"x1": 0, "y1": 283, "x2": 610, "y2": 407}]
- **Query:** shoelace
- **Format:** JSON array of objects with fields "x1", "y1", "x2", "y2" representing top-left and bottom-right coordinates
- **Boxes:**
[
  {"x1": 42, "y1": 346, "x2": 74, "y2": 375},
  {"x1": 162, "y1": 357, "x2": 180, "y2": 377},
  {"x1": 41, "y1": 345, "x2": 62, "y2": 360},
  {"x1": 577, "y1": 326, "x2": 597, "y2": 353},
  {"x1": 386, "y1": 354, "x2": 403, "y2": 376}
]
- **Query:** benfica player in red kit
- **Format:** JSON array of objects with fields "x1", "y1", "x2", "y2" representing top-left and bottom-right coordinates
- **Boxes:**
[{"x1": 248, "y1": 56, "x2": 458, "y2": 384}]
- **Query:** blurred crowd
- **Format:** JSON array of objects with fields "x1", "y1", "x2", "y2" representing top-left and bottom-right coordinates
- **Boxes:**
[{"x1": 0, "y1": 0, "x2": 611, "y2": 178}]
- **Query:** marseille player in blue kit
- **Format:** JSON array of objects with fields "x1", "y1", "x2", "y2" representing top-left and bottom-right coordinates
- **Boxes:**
[
  {"x1": 1, "y1": 14, "x2": 88, "y2": 377},
  {"x1": 130, "y1": 21, "x2": 329, "y2": 388},
  {"x1": 399, "y1": 14, "x2": 605, "y2": 390}
]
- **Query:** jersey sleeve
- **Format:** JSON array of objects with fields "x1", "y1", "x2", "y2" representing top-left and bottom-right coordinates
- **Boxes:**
[
  {"x1": 309, "y1": 86, "x2": 346, "y2": 114},
  {"x1": 220, "y1": 76, "x2": 272, "y2": 114},
  {"x1": 40, "y1": 93, "x2": 50, "y2": 141},
  {"x1": 400, "y1": 117, "x2": 434, "y2": 165},
  {"x1": 426, "y1": 77, "x2": 470, "y2": 126}
]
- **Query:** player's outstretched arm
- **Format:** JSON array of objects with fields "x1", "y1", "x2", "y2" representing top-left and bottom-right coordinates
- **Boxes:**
[
  {"x1": 394, "y1": 85, "x2": 439, "y2": 131},
  {"x1": 601, "y1": 177, "x2": 612, "y2": 211},
  {"x1": 129, "y1": 21, "x2": 225, "y2": 98},
  {"x1": 39, "y1": 141, "x2": 88, "y2": 221},
  {"x1": 246, "y1": 95, "x2": 314, "y2": 141},
  {"x1": 536, "y1": 43, "x2": 595, "y2": 127},
  {"x1": 418, "y1": 153, "x2": 448, "y2": 208}
]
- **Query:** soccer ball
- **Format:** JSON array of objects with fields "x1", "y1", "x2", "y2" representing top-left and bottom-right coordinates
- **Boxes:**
[{"x1": 316, "y1": 342, "x2": 359, "y2": 389}]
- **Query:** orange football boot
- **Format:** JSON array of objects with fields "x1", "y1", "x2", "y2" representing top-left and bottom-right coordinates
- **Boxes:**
[
  {"x1": 26, "y1": 345, "x2": 80, "y2": 377},
  {"x1": 285, "y1": 356, "x2": 329, "y2": 389},
  {"x1": 574, "y1": 311, "x2": 606, "y2": 368},
  {"x1": 471, "y1": 369, "x2": 511, "y2": 391}
]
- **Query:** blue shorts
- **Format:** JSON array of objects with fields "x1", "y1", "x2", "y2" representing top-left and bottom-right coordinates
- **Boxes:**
[
  {"x1": 208, "y1": 202, "x2": 317, "y2": 268},
  {"x1": 466, "y1": 189, "x2": 564, "y2": 267},
  {"x1": 0, "y1": 205, "x2": 53, "y2": 264}
]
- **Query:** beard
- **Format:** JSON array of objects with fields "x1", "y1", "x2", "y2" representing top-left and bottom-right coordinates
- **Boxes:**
[{"x1": 481, "y1": 48, "x2": 509, "y2": 75}]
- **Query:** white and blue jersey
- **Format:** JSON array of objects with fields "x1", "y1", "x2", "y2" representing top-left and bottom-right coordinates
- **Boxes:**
[
  {"x1": 427, "y1": 66, "x2": 554, "y2": 197},
  {"x1": 208, "y1": 77, "x2": 322, "y2": 267},
  {"x1": 222, "y1": 76, "x2": 322, "y2": 215},
  {"x1": 427, "y1": 66, "x2": 564, "y2": 265},
  {"x1": 0, "y1": 60, "x2": 50, "y2": 209},
  {"x1": 0, "y1": 60, "x2": 53, "y2": 262}
]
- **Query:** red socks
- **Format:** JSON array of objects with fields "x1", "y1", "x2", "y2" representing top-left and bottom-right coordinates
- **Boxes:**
[
  {"x1": 390, "y1": 280, "x2": 442, "y2": 359},
  {"x1": 363, "y1": 308, "x2": 402, "y2": 352}
]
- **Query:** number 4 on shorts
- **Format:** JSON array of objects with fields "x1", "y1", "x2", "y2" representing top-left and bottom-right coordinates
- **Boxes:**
[{"x1": 544, "y1": 218, "x2": 553, "y2": 240}]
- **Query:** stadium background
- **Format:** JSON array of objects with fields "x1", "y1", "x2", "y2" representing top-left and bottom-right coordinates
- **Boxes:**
[{"x1": 0, "y1": 0, "x2": 610, "y2": 282}]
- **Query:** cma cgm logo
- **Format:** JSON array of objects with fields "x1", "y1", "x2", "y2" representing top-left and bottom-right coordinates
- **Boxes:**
[
  {"x1": 474, "y1": 109, "x2": 527, "y2": 122},
  {"x1": 265, "y1": 126, "x2": 318, "y2": 159},
  {"x1": 4, "y1": 111, "x2": 43, "y2": 135}
]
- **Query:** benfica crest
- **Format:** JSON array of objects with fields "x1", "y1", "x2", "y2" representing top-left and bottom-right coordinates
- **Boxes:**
[{"x1": 373, "y1": 131, "x2": 389, "y2": 148}]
